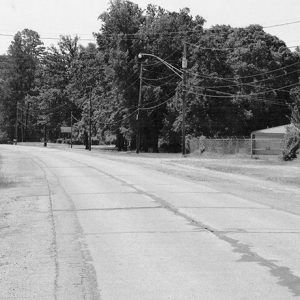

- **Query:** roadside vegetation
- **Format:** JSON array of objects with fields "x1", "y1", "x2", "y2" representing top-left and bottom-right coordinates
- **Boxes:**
[
  {"x1": 282, "y1": 87, "x2": 300, "y2": 160},
  {"x1": 0, "y1": 0, "x2": 299, "y2": 153},
  {"x1": 0, "y1": 158, "x2": 12, "y2": 188}
]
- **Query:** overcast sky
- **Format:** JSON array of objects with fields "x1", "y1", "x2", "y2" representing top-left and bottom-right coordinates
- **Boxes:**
[{"x1": 0, "y1": 0, "x2": 299, "y2": 54}]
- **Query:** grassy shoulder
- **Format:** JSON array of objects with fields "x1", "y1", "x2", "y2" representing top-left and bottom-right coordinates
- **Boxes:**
[
  {"x1": 89, "y1": 148, "x2": 300, "y2": 188},
  {"x1": 170, "y1": 153, "x2": 300, "y2": 187},
  {"x1": 0, "y1": 156, "x2": 14, "y2": 188}
]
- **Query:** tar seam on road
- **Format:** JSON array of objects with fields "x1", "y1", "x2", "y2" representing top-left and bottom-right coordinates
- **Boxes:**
[{"x1": 53, "y1": 206, "x2": 162, "y2": 212}]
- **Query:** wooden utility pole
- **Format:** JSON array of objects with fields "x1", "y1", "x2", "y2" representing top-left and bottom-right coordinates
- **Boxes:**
[
  {"x1": 136, "y1": 62, "x2": 143, "y2": 154},
  {"x1": 24, "y1": 103, "x2": 30, "y2": 142},
  {"x1": 89, "y1": 97, "x2": 92, "y2": 151},
  {"x1": 70, "y1": 111, "x2": 73, "y2": 149},
  {"x1": 182, "y1": 41, "x2": 187, "y2": 156},
  {"x1": 43, "y1": 123, "x2": 47, "y2": 147},
  {"x1": 14, "y1": 101, "x2": 18, "y2": 144},
  {"x1": 21, "y1": 105, "x2": 24, "y2": 142}
]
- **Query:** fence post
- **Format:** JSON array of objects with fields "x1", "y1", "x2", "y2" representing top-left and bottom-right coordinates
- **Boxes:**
[{"x1": 250, "y1": 133, "x2": 253, "y2": 158}]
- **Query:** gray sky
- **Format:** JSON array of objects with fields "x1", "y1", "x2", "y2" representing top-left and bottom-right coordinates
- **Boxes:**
[{"x1": 0, "y1": 0, "x2": 299, "y2": 54}]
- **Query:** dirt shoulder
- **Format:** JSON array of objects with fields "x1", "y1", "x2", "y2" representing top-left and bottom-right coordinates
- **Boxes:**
[{"x1": 0, "y1": 147, "x2": 56, "y2": 299}]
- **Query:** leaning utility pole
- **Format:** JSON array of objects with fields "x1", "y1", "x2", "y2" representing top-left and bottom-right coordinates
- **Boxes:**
[
  {"x1": 182, "y1": 41, "x2": 187, "y2": 156},
  {"x1": 136, "y1": 62, "x2": 143, "y2": 154}
]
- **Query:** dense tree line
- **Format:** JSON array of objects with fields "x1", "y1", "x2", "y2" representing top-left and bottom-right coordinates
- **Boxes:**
[{"x1": 0, "y1": 0, "x2": 299, "y2": 151}]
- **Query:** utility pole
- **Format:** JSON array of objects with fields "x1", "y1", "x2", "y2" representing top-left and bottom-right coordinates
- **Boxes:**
[
  {"x1": 70, "y1": 111, "x2": 73, "y2": 149},
  {"x1": 24, "y1": 103, "x2": 30, "y2": 142},
  {"x1": 136, "y1": 62, "x2": 143, "y2": 154},
  {"x1": 182, "y1": 41, "x2": 187, "y2": 156},
  {"x1": 89, "y1": 97, "x2": 92, "y2": 151},
  {"x1": 21, "y1": 105, "x2": 24, "y2": 143},
  {"x1": 14, "y1": 101, "x2": 18, "y2": 144},
  {"x1": 43, "y1": 123, "x2": 47, "y2": 147}
]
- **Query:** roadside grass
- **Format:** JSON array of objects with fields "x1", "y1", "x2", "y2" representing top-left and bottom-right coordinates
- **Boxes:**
[
  {"x1": 0, "y1": 173, "x2": 13, "y2": 188},
  {"x1": 171, "y1": 154, "x2": 300, "y2": 187},
  {"x1": 92, "y1": 147, "x2": 300, "y2": 187},
  {"x1": 0, "y1": 156, "x2": 14, "y2": 188}
]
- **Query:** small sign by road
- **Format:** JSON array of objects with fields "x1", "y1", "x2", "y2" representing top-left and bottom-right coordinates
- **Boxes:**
[{"x1": 61, "y1": 126, "x2": 71, "y2": 133}]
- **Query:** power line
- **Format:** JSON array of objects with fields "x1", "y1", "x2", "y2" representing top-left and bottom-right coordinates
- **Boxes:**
[
  {"x1": 185, "y1": 89, "x2": 289, "y2": 107},
  {"x1": 101, "y1": 109, "x2": 138, "y2": 126},
  {"x1": 140, "y1": 94, "x2": 176, "y2": 111},
  {"x1": 142, "y1": 48, "x2": 181, "y2": 67},
  {"x1": 200, "y1": 69, "x2": 300, "y2": 89},
  {"x1": 1, "y1": 18, "x2": 300, "y2": 42},
  {"x1": 186, "y1": 40, "x2": 299, "y2": 51},
  {"x1": 0, "y1": 32, "x2": 96, "y2": 41},
  {"x1": 0, "y1": 29, "x2": 198, "y2": 42},
  {"x1": 143, "y1": 65, "x2": 299, "y2": 91},
  {"x1": 143, "y1": 80, "x2": 179, "y2": 88},
  {"x1": 189, "y1": 82, "x2": 299, "y2": 98},
  {"x1": 0, "y1": 33, "x2": 13, "y2": 37},
  {"x1": 263, "y1": 20, "x2": 300, "y2": 29},
  {"x1": 186, "y1": 61, "x2": 300, "y2": 81},
  {"x1": 142, "y1": 79, "x2": 179, "y2": 88},
  {"x1": 142, "y1": 73, "x2": 177, "y2": 81}
]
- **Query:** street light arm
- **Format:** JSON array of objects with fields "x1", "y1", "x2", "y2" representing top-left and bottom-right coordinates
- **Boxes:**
[
  {"x1": 138, "y1": 49, "x2": 188, "y2": 156},
  {"x1": 138, "y1": 53, "x2": 183, "y2": 79}
]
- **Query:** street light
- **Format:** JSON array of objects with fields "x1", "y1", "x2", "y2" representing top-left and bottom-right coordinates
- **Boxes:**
[
  {"x1": 138, "y1": 53, "x2": 183, "y2": 79},
  {"x1": 138, "y1": 48, "x2": 187, "y2": 156}
]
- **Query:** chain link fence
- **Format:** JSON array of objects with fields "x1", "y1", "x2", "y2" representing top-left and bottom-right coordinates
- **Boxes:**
[{"x1": 186, "y1": 136, "x2": 252, "y2": 155}]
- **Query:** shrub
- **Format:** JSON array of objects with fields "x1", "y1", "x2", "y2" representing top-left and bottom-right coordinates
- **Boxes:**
[
  {"x1": 282, "y1": 125, "x2": 300, "y2": 161},
  {"x1": 0, "y1": 130, "x2": 9, "y2": 144}
]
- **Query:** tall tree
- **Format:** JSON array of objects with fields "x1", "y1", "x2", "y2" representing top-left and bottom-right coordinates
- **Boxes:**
[
  {"x1": 95, "y1": 0, "x2": 144, "y2": 149},
  {"x1": 185, "y1": 25, "x2": 299, "y2": 137},
  {"x1": 4, "y1": 29, "x2": 44, "y2": 140},
  {"x1": 27, "y1": 36, "x2": 79, "y2": 141}
]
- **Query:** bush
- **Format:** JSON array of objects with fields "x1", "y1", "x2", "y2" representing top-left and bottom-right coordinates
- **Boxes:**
[
  {"x1": 0, "y1": 130, "x2": 10, "y2": 144},
  {"x1": 281, "y1": 125, "x2": 300, "y2": 161}
]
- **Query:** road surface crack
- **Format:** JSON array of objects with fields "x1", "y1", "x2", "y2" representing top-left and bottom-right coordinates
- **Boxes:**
[{"x1": 86, "y1": 162, "x2": 300, "y2": 297}]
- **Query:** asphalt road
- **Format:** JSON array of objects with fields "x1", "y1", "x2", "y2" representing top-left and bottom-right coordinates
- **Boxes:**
[{"x1": 1, "y1": 145, "x2": 300, "y2": 299}]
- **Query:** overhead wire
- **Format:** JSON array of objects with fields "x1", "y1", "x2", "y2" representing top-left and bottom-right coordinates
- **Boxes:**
[
  {"x1": 141, "y1": 73, "x2": 177, "y2": 81},
  {"x1": 142, "y1": 79, "x2": 180, "y2": 88},
  {"x1": 263, "y1": 20, "x2": 300, "y2": 29},
  {"x1": 185, "y1": 89, "x2": 289, "y2": 107},
  {"x1": 186, "y1": 41, "x2": 299, "y2": 50},
  {"x1": 186, "y1": 61, "x2": 300, "y2": 81},
  {"x1": 187, "y1": 82, "x2": 299, "y2": 98},
  {"x1": 100, "y1": 109, "x2": 138, "y2": 127},
  {"x1": 199, "y1": 69, "x2": 300, "y2": 89},
  {"x1": 140, "y1": 95, "x2": 175, "y2": 111},
  {"x1": 1, "y1": 18, "x2": 300, "y2": 42}
]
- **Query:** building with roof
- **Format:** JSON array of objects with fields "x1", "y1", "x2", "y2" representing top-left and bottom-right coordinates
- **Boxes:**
[{"x1": 251, "y1": 124, "x2": 289, "y2": 156}]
